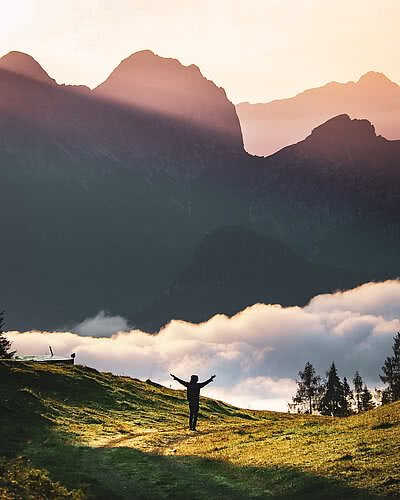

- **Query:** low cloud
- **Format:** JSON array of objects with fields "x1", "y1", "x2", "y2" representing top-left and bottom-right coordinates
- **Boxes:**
[
  {"x1": 73, "y1": 310, "x2": 132, "y2": 337},
  {"x1": 6, "y1": 280, "x2": 400, "y2": 412}
]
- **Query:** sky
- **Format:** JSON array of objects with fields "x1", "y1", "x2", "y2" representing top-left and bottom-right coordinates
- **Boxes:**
[
  {"x1": 1, "y1": 0, "x2": 399, "y2": 103},
  {"x1": 7, "y1": 280, "x2": 400, "y2": 412}
]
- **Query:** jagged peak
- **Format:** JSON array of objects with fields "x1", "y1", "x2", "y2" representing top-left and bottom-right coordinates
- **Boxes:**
[
  {"x1": 93, "y1": 49, "x2": 242, "y2": 149},
  {"x1": 93, "y1": 49, "x2": 231, "y2": 105},
  {"x1": 0, "y1": 51, "x2": 56, "y2": 84},
  {"x1": 313, "y1": 113, "x2": 350, "y2": 127},
  {"x1": 131, "y1": 49, "x2": 154, "y2": 57},
  {"x1": 105, "y1": 50, "x2": 203, "y2": 79},
  {"x1": 309, "y1": 114, "x2": 376, "y2": 144},
  {"x1": 357, "y1": 71, "x2": 393, "y2": 85},
  {"x1": 312, "y1": 113, "x2": 376, "y2": 133},
  {"x1": 122, "y1": 49, "x2": 155, "y2": 62}
]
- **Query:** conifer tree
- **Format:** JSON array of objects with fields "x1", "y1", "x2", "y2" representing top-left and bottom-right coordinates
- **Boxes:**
[
  {"x1": 342, "y1": 376, "x2": 353, "y2": 416},
  {"x1": 380, "y1": 332, "x2": 400, "y2": 403},
  {"x1": 353, "y1": 370, "x2": 363, "y2": 413},
  {"x1": 381, "y1": 388, "x2": 392, "y2": 406},
  {"x1": 0, "y1": 311, "x2": 15, "y2": 359},
  {"x1": 293, "y1": 361, "x2": 323, "y2": 414},
  {"x1": 360, "y1": 384, "x2": 375, "y2": 412},
  {"x1": 319, "y1": 362, "x2": 346, "y2": 416}
]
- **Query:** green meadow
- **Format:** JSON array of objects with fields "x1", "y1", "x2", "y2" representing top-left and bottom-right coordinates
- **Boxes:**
[{"x1": 1, "y1": 361, "x2": 399, "y2": 499}]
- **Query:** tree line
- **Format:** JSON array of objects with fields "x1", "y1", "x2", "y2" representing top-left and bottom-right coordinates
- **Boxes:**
[{"x1": 291, "y1": 332, "x2": 400, "y2": 416}]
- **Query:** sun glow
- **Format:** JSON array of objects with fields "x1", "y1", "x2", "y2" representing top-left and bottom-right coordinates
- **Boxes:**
[{"x1": 0, "y1": 1, "x2": 399, "y2": 103}]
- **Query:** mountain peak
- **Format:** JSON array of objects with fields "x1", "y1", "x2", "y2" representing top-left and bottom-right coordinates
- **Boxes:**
[
  {"x1": 0, "y1": 51, "x2": 56, "y2": 84},
  {"x1": 122, "y1": 49, "x2": 156, "y2": 63},
  {"x1": 102, "y1": 50, "x2": 202, "y2": 80},
  {"x1": 357, "y1": 71, "x2": 393, "y2": 85},
  {"x1": 93, "y1": 48, "x2": 225, "y2": 110},
  {"x1": 307, "y1": 114, "x2": 377, "y2": 150},
  {"x1": 93, "y1": 50, "x2": 243, "y2": 152},
  {"x1": 130, "y1": 49, "x2": 154, "y2": 57}
]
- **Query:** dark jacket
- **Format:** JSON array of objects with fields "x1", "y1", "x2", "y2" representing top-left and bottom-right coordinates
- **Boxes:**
[{"x1": 174, "y1": 377, "x2": 214, "y2": 402}]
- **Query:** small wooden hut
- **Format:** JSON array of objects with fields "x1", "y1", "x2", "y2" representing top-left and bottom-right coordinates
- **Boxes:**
[{"x1": 13, "y1": 347, "x2": 76, "y2": 365}]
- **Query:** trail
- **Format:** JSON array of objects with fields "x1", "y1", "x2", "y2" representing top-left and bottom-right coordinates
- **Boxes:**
[
  {"x1": 101, "y1": 428, "x2": 158, "y2": 447},
  {"x1": 88, "y1": 426, "x2": 247, "y2": 499},
  {"x1": 103, "y1": 426, "x2": 214, "y2": 454}
]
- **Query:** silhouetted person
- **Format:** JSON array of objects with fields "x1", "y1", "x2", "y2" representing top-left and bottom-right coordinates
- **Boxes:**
[{"x1": 170, "y1": 373, "x2": 216, "y2": 430}]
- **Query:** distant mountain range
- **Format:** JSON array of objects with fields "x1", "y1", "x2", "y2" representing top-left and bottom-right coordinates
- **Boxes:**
[
  {"x1": 0, "y1": 50, "x2": 399, "y2": 331},
  {"x1": 236, "y1": 71, "x2": 400, "y2": 156}
]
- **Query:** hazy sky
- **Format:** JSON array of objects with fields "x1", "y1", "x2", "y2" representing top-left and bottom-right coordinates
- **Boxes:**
[{"x1": 1, "y1": 0, "x2": 399, "y2": 103}]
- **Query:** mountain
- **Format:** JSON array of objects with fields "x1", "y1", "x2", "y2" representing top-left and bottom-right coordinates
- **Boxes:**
[
  {"x1": 0, "y1": 51, "x2": 248, "y2": 331},
  {"x1": 1, "y1": 51, "x2": 400, "y2": 332},
  {"x1": 248, "y1": 114, "x2": 400, "y2": 274},
  {"x1": 0, "y1": 50, "x2": 243, "y2": 164},
  {"x1": 93, "y1": 50, "x2": 243, "y2": 153},
  {"x1": 236, "y1": 71, "x2": 400, "y2": 156},
  {"x1": 0, "y1": 50, "x2": 56, "y2": 84},
  {"x1": 134, "y1": 225, "x2": 368, "y2": 331}
]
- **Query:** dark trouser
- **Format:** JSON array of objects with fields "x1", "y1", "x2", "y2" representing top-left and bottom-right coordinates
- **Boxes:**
[{"x1": 189, "y1": 399, "x2": 199, "y2": 430}]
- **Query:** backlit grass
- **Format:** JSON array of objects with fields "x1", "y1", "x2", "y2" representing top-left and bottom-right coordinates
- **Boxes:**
[{"x1": 1, "y1": 361, "x2": 399, "y2": 499}]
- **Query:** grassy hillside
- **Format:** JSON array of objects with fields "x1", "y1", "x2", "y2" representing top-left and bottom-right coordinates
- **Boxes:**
[{"x1": 1, "y1": 361, "x2": 399, "y2": 499}]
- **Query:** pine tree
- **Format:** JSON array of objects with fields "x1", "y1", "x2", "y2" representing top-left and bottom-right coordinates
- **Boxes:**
[
  {"x1": 353, "y1": 370, "x2": 363, "y2": 413},
  {"x1": 0, "y1": 311, "x2": 15, "y2": 359},
  {"x1": 381, "y1": 388, "x2": 392, "y2": 405},
  {"x1": 293, "y1": 361, "x2": 323, "y2": 414},
  {"x1": 380, "y1": 332, "x2": 400, "y2": 403},
  {"x1": 319, "y1": 362, "x2": 346, "y2": 416},
  {"x1": 360, "y1": 384, "x2": 375, "y2": 412},
  {"x1": 342, "y1": 376, "x2": 353, "y2": 416}
]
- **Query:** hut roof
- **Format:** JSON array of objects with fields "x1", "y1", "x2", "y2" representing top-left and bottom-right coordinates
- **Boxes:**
[{"x1": 13, "y1": 355, "x2": 74, "y2": 364}]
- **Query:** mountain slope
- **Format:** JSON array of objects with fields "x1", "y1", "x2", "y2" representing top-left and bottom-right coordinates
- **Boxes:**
[
  {"x1": 1, "y1": 361, "x2": 399, "y2": 499},
  {"x1": 237, "y1": 71, "x2": 400, "y2": 156},
  {"x1": 134, "y1": 225, "x2": 368, "y2": 331},
  {"x1": 247, "y1": 114, "x2": 400, "y2": 275}
]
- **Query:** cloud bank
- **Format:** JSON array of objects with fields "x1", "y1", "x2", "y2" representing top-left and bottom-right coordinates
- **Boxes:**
[
  {"x1": 6, "y1": 280, "x2": 400, "y2": 411},
  {"x1": 74, "y1": 310, "x2": 132, "y2": 337}
]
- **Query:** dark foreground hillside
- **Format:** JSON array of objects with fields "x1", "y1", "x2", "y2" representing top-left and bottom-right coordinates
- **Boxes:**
[{"x1": 1, "y1": 361, "x2": 399, "y2": 499}]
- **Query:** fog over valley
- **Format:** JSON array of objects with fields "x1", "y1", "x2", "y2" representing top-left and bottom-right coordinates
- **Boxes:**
[{"x1": 6, "y1": 280, "x2": 400, "y2": 411}]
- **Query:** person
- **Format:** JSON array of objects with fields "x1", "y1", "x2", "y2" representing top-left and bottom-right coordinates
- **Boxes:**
[{"x1": 170, "y1": 373, "x2": 216, "y2": 431}]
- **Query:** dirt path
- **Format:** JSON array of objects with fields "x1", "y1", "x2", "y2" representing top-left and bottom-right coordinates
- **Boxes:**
[
  {"x1": 82, "y1": 426, "x2": 246, "y2": 500},
  {"x1": 101, "y1": 428, "x2": 158, "y2": 447},
  {"x1": 103, "y1": 426, "x2": 215, "y2": 455}
]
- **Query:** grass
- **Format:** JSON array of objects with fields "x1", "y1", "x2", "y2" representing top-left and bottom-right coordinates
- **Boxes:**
[{"x1": 1, "y1": 361, "x2": 399, "y2": 499}]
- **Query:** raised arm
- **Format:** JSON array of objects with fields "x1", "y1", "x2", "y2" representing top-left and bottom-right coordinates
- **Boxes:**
[
  {"x1": 199, "y1": 375, "x2": 216, "y2": 388},
  {"x1": 170, "y1": 373, "x2": 189, "y2": 388}
]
